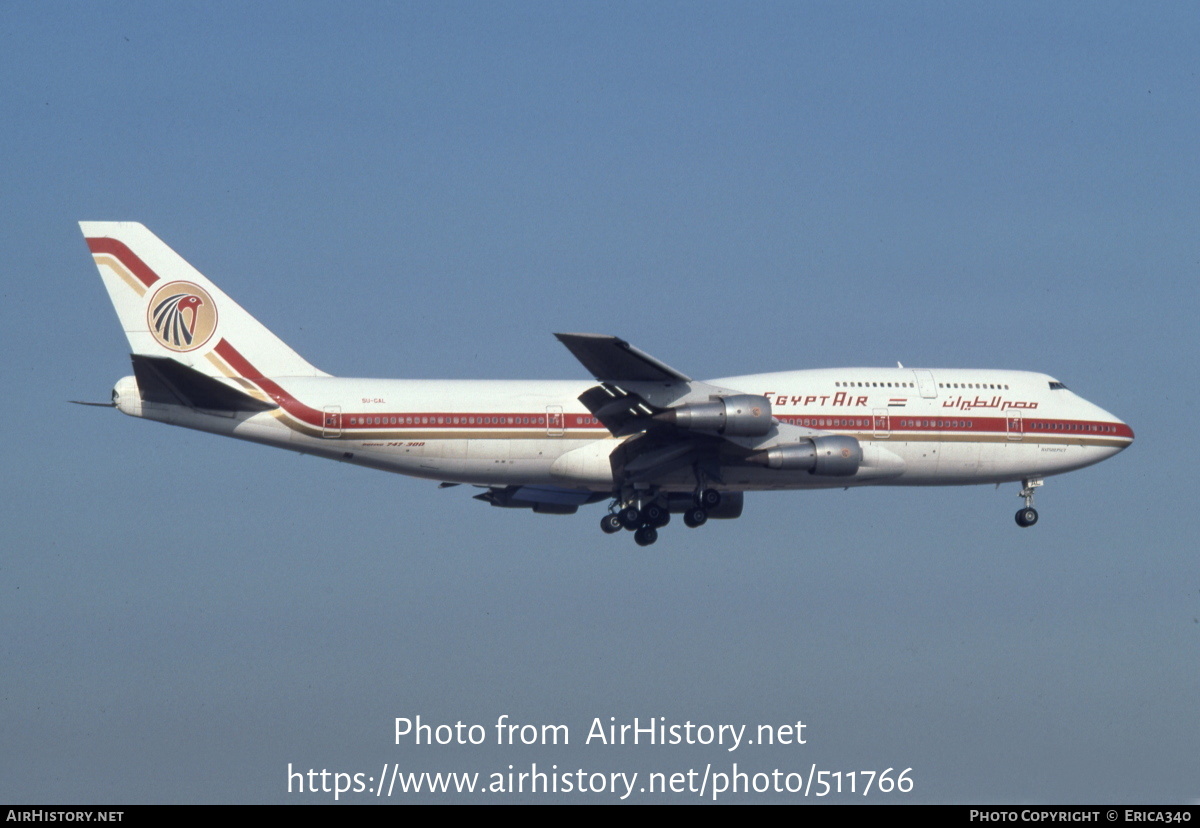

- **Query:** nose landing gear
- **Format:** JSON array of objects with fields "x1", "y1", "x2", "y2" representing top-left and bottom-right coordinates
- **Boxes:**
[{"x1": 1015, "y1": 478, "x2": 1042, "y2": 527}]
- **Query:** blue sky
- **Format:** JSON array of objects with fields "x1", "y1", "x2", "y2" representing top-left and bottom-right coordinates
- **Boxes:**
[{"x1": 2, "y1": 2, "x2": 1197, "y2": 803}]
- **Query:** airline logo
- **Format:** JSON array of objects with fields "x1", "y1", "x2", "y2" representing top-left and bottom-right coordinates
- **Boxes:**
[{"x1": 147, "y1": 281, "x2": 217, "y2": 352}]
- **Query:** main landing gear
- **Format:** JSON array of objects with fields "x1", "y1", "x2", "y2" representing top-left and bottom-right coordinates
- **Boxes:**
[
  {"x1": 1015, "y1": 478, "x2": 1042, "y2": 528},
  {"x1": 600, "y1": 488, "x2": 722, "y2": 546}
]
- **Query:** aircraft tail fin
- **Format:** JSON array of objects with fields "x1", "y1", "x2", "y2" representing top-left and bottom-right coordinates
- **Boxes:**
[{"x1": 80, "y1": 221, "x2": 329, "y2": 380}]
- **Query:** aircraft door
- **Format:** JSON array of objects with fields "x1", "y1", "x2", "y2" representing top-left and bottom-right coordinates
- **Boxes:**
[
  {"x1": 913, "y1": 370, "x2": 937, "y2": 399},
  {"x1": 322, "y1": 406, "x2": 341, "y2": 438},
  {"x1": 873, "y1": 408, "x2": 890, "y2": 438},
  {"x1": 1007, "y1": 416, "x2": 1023, "y2": 441},
  {"x1": 546, "y1": 405, "x2": 564, "y2": 437}
]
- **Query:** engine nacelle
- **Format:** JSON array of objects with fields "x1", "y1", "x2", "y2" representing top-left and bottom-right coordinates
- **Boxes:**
[
  {"x1": 749, "y1": 434, "x2": 862, "y2": 476},
  {"x1": 755, "y1": 442, "x2": 817, "y2": 471},
  {"x1": 812, "y1": 434, "x2": 862, "y2": 476},
  {"x1": 655, "y1": 394, "x2": 773, "y2": 437}
]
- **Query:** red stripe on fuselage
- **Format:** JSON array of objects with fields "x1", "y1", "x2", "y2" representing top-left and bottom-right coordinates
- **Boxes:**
[
  {"x1": 337, "y1": 413, "x2": 1130, "y2": 437},
  {"x1": 86, "y1": 237, "x2": 160, "y2": 288},
  {"x1": 213, "y1": 339, "x2": 323, "y2": 427},
  {"x1": 207, "y1": 338, "x2": 1134, "y2": 442},
  {"x1": 775, "y1": 415, "x2": 1133, "y2": 439},
  {"x1": 344, "y1": 413, "x2": 603, "y2": 429}
]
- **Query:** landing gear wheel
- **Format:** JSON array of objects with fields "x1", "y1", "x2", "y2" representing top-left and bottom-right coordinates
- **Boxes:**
[
  {"x1": 634, "y1": 526, "x2": 658, "y2": 546},
  {"x1": 601, "y1": 513, "x2": 623, "y2": 534},
  {"x1": 1015, "y1": 478, "x2": 1043, "y2": 528},
  {"x1": 697, "y1": 488, "x2": 722, "y2": 509},
  {"x1": 641, "y1": 503, "x2": 668, "y2": 527},
  {"x1": 1015, "y1": 507, "x2": 1039, "y2": 527},
  {"x1": 683, "y1": 507, "x2": 708, "y2": 528},
  {"x1": 619, "y1": 506, "x2": 641, "y2": 530}
]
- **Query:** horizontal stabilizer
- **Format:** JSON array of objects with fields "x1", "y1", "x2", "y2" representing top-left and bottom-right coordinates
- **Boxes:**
[{"x1": 131, "y1": 355, "x2": 279, "y2": 413}]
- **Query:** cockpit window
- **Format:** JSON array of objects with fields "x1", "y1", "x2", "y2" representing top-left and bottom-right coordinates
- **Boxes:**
[{"x1": 1048, "y1": 381, "x2": 1068, "y2": 390}]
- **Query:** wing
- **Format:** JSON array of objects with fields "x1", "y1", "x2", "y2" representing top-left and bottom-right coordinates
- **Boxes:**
[
  {"x1": 553, "y1": 333, "x2": 691, "y2": 383},
  {"x1": 555, "y1": 333, "x2": 782, "y2": 483},
  {"x1": 555, "y1": 333, "x2": 695, "y2": 435},
  {"x1": 554, "y1": 334, "x2": 867, "y2": 486}
]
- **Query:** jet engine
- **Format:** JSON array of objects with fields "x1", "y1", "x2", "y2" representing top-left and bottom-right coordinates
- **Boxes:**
[
  {"x1": 653, "y1": 394, "x2": 773, "y2": 437},
  {"x1": 747, "y1": 434, "x2": 863, "y2": 476}
]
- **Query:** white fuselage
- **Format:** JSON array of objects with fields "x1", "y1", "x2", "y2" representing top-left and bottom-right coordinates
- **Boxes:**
[{"x1": 113, "y1": 365, "x2": 1133, "y2": 494}]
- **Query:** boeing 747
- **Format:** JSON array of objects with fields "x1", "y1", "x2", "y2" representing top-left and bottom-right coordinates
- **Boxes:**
[{"x1": 80, "y1": 222, "x2": 1134, "y2": 545}]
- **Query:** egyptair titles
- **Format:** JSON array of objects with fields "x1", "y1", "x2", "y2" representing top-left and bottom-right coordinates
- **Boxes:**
[
  {"x1": 763, "y1": 392, "x2": 869, "y2": 408},
  {"x1": 942, "y1": 395, "x2": 1039, "y2": 412},
  {"x1": 762, "y1": 391, "x2": 1038, "y2": 412}
]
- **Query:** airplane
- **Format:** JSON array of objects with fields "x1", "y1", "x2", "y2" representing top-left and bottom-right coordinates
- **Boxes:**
[{"x1": 78, "y1": 221, "x2": 1135, "y2": 546}]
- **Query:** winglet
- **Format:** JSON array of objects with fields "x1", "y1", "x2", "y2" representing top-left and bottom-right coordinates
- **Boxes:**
[{"x1": 554, "y1": 333, "x2": 691, "y2": 382}]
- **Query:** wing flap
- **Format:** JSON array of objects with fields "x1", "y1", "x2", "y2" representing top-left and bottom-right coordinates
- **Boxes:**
[{"x1": 577, "y1": 382, "x2": 664, "y2": 435}]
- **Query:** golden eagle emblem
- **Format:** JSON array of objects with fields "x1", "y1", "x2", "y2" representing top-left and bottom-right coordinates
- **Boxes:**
[{"x1": 146, "y1": 281, "x2": 217, "y2": 352}]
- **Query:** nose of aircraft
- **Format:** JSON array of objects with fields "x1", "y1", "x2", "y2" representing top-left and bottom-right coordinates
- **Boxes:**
[
  {"x1": 1075, "y1": 392, "x2": 1133, "y2": 452},
  {"x1": 1097, "y1": 406, "x2": 1134, "y2": 450}
]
